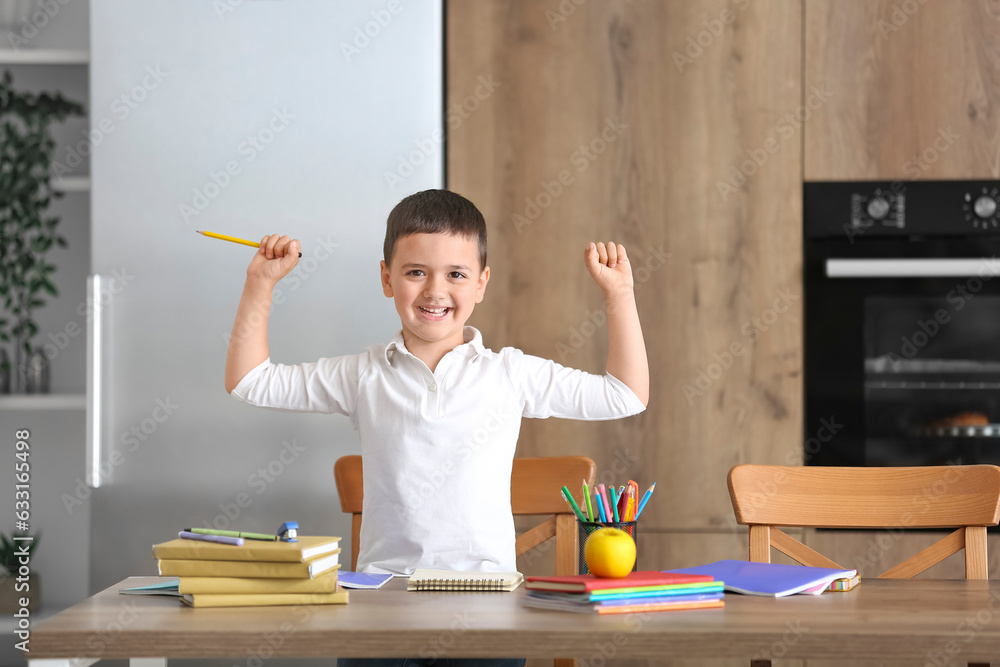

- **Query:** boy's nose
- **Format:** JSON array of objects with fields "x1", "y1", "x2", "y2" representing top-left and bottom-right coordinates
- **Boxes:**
[{"x1": 424, "y1": 278, "x2": 446, "y2": 298}]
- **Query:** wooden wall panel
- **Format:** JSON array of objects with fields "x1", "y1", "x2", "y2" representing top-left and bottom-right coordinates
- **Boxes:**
[
  {"x1": 805, "y1": 0, "x2": 1000, "y2": 180},
  {"x1": 448, "y1": 0, "x2": 803, "y2": 532}
]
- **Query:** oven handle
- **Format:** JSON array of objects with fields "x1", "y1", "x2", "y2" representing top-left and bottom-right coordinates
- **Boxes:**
[{"x1": 826, "y1": 258, "x2": 1000, "y2": 278}]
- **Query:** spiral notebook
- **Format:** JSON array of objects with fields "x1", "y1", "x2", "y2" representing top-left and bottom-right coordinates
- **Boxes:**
[{"x1": 407, "y1": 569, "x2": 524, "y2": 592}]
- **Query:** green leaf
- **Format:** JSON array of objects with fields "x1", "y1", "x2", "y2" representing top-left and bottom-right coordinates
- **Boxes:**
[{"x1": 30, "y1": 235, "x2": 51, "y2": 253}]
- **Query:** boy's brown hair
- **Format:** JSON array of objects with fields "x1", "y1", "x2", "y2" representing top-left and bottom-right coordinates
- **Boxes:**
[{"x1": 383, "y1": 189, "x2": 487, "y2": 270}]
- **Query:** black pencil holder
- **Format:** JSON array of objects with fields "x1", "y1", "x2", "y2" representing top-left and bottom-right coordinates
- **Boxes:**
[{"x1": 576, "y1": 520, "x2": 638, "y2": 575}]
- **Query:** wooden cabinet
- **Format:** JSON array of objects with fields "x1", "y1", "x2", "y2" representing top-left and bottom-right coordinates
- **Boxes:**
[{"x1": 805, "y1": 0, "x2": 1000, "y2": 180}]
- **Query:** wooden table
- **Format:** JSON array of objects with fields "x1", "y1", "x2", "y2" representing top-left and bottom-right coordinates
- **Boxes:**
[{"x1": 26, "y1": 576, "x2": 1000, "y2": 665}]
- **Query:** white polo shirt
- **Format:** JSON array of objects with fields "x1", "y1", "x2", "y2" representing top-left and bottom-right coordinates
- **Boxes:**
[{"x1": 231, "y1": 326, "x2": 645, "y2": 575}]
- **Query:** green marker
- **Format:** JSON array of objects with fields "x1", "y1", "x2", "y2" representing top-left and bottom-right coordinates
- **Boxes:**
[
  {"x1": 560, "y1": 486, "x2": 586, "y2": 522},
  {"x1": 583, "y1": 481, "x2": 594, "y2": 522}
]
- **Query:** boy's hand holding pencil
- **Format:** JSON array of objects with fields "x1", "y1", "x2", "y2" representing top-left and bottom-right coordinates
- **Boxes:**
[
  {"x1": 246, "y1": 233, "x2": 300, "y2": 286},
  {"x1": 197, "y1": 230, "x2": 301, "y2": 286}
]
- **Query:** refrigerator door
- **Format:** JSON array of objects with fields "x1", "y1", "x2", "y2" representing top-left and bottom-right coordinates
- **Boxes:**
[{"x1": 89, "y1": 0, "x2": 443, "y2": 593}]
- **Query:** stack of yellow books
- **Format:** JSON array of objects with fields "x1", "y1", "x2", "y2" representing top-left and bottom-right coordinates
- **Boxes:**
[{"x1": 150, "y1": 535, "x2": 346, "y2": 608}]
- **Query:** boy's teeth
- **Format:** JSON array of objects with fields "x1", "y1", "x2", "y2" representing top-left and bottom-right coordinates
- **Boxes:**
[{"x1": 421, "y1": 307, "x2": 449, "y2": 314}]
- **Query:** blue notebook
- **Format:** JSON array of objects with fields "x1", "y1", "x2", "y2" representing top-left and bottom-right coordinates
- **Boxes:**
[
  {"x1": 664, "y1": 560, "x2": 858, "y2": 597},
  {"x1": 337, "y1": 571, "x2": 393, "y2": 589},
  {"x1": 120, "y1": 580, "x2": 181, "y2": 596}
]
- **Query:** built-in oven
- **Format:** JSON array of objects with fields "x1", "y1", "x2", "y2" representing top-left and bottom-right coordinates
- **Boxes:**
[{"x1": 804, "y1": 180, "x2": 1000, "y2": 468}]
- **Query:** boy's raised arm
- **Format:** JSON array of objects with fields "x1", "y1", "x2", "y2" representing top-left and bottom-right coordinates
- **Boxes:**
[
  {"x1": 584, "y1": 241, "x2": 650, "y2": 407},
  {"x1": 225, "y1": 234, "x2": 300, "y2": 394}
]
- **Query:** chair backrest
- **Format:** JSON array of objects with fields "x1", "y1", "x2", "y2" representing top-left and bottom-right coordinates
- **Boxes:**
[
  {"x1": 334, "y1": 455, "x2": 596, "y2": 574},
  {"x1": 727, "y1": 464, "x2": 1000, "y2": 579}
]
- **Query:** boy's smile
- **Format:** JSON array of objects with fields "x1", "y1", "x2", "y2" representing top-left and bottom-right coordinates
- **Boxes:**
[{"x1": 381, "y1": 232, "x2": 489, "y2": 371}]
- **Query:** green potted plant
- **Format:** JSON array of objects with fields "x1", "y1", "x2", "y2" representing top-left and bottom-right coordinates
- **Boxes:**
[
  {"x1": 0, "y1": 69, "x2": 85, "y2": 392},
  {"x1": 0, "y1": 531, "x2": 40, "y2": 612}
]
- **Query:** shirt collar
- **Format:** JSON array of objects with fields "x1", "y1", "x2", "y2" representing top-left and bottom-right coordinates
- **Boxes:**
[{"x1": 384, "y1": 326, "x2": 486, "y2": 363}]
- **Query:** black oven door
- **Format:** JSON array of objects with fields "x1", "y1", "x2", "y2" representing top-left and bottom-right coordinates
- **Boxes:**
[{"x1": 805, "y1": 238, "x2": 1000, "y2": 467}]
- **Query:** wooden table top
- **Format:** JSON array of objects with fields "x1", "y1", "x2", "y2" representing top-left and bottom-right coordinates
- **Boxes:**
[{"x1": 29, "y1": 576, "x2": 1000, "y2": 661}]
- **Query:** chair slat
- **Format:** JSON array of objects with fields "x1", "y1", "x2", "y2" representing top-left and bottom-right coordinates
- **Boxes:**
[
  {"x1": 770, "y1": 528, "x2": 845, "y2": 570},
  {"x1": 555, "y1": 514, "x2": 578, "y2": 576},
  {"x1": 729, "y1": 465, "x2": 1000, "y2": 528},
  {"x1": 748, "y1": 525, "x2": 770, "y2": 563},
  {"x1": 334, "y1": 455, "x2": 364, "y2": 513},
  {"x1": 511, "y1": 456, "x2": 596, "y2": 515},
  {"x1": 965, "y1": 527, "x2": 989, "y2": 580},
  {"x1": 515, "y1": 517, "x2": 557, "y2": 555},
  {"x1": 350, "y1": 514, "x2": 362, "y2": 572},
  {"x1": 878, "y1": 528, "x2": 964, "y2": 579}
]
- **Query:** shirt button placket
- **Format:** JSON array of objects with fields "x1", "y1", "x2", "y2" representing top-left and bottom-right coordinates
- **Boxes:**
[
  {"x1": 425, "y1": 372, "x2": 441, "y2": 416},
  {"x1": 428, "y1": 380, "x2": 442, "y2": 416}
]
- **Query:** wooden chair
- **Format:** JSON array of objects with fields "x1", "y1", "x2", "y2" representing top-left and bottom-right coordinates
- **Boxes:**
[
  {"x1": 728, "y1": 464, "x2": 1000, "y2": 667},
  {"x1": 334, "y1": 454, "x2": 596, "y2": 667}
]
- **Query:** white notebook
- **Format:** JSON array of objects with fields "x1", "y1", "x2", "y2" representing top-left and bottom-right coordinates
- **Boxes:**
[{"x1": 407, "y1": 569, "x2": 524, "y2": 592}]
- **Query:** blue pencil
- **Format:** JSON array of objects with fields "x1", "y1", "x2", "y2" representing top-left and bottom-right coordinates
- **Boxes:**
[{"x1": 634, "y1": 483, "x2": 657, "y2": 520}]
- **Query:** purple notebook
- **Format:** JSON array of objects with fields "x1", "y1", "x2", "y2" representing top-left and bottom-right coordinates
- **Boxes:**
[
  {"x1": 664, "y1": 560, "x2": 857, "y2": 597},
  {"x1": 337, "y1": 571, "x2": 393, "y2": 590}
]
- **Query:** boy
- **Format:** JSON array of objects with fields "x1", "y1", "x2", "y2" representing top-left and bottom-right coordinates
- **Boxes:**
[{"x1": 226, "y1": 189, "x2": 648, "y2": 578}]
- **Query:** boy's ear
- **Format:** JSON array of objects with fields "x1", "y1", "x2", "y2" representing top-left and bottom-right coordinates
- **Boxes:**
[
  {"x1": 474, "y1": 265, "x2": 490, "y2": 303},
  {"x1": 380, "y1": 260, "x2": 393, "y2": 297}
]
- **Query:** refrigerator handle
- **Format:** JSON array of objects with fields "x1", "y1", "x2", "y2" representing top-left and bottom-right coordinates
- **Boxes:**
[{"x1": 86, "y1": 274, "x2": 103, "y2": 488}]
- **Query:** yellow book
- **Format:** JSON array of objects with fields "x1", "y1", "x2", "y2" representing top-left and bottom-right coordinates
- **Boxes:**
[
  {"x1": 178, "y1": 570, "x2": 339, "y2": 594},
  {"x1": 158, "y1": 551, "x2": 340, "y2": 579},
  {"x1": 180, "y1": 589, "x2": 349, "y2": 608},
  {"x1": 152, "y1": 535, "x2": 340, "y2": 562}
]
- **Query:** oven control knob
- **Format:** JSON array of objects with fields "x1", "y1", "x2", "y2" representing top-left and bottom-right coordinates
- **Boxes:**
[
  {"x1": 866, "y1": 197, "x2": 890, "y2": 220},
  {"x1": 974, "y1": 195, "x2": 997, "y2": 219}
]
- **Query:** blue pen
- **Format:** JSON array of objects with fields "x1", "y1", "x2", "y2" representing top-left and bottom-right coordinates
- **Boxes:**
[
  {"x1": 596, "y1": 486, "x2": 607, "y2": 522},
  {"x1": 610, "y1": 486, "x2": 620, "y2": 522},
  {"x1": 179, "y1": 530, "x2": 243, "y2": 546},
  {"x1": 634, "y1": 482, "x2": 656, "y2": 520}
]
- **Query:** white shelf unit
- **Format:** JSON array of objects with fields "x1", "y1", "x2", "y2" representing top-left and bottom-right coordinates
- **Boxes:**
[
  {"x1": 52, "y1": 175, "x2": 90, "y2": 192},
  {"x1": 0, "y1": 9, "x2": 94, "y2": 624},
  {"x1": 0, "y1": 48, "x2": 88, "y2": 65},
  {"x1": 0, "y1": 394, "x2": 86, "y2": 410}
]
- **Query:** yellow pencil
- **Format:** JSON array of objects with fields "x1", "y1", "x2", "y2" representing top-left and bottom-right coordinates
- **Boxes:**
[{"x1": 197, "y1": 230, "x2": 301, "y2": 257}]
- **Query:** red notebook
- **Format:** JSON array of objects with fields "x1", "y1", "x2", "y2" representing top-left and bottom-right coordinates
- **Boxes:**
[{"x1": 525, "y1": 570, "x2": 713, "y2": 593}]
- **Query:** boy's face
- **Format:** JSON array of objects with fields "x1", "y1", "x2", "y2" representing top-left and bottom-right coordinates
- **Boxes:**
[{"x1": 380, "y1": 232, "x2": 489, "y2": 353}]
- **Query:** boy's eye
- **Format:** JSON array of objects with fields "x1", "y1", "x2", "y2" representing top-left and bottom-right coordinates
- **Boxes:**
[
  {"x1": 407, "y1": 270, "x2": 424, "y2": 276},
  {"x1": 449, "y1": 272, "x2": 466, "y2": 279}
]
